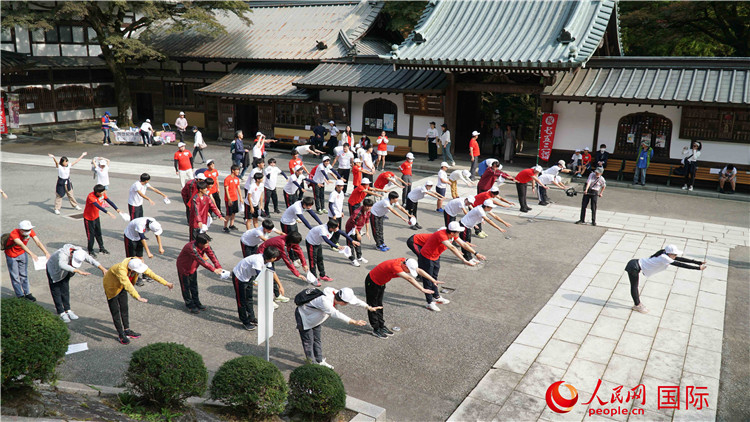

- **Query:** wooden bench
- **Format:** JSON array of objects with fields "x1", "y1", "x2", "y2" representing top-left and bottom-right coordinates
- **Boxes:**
[{"x1": 612, "y1": 159, "x2": 750, "y2": 191}]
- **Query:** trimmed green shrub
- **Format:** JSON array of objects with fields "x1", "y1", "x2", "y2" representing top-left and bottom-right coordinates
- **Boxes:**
[
  {"x1": 288, "y1": 364, "x2": 346, "y2": 418},
  {"x1": 1, "y1": 298, "x2": 69, "y2": 388},
  {"x1": 209, "y1": 356, "x2": 287, "y2": 418},
  {"x1": 124, "y1": 342, "x2": 207, "y2": 408}
]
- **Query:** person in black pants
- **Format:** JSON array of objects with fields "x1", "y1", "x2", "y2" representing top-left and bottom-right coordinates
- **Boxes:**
[
  {"x1": 175, "y1": 234, "x2": 223, "y2": 314},
  {"x1": 231, "y1": 247, "x2": 280, "y2": 331},
  {"x1": 46, "y1": 245, "x2": 105, "y2": 322},
  {"x1": 83, "y1": 184, "x2": 122, "y2": 256},
  {"x1": 576, "y1": 167, "x2": 606, "y2": 226}
]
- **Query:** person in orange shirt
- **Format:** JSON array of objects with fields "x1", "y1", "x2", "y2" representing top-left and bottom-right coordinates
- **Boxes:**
[
  {"x1": 203, "y1": 159, "x2": 221, "y2": 211},
  {"x1": 84, "y1": 184, "x2": 123, "y2": 257},
  {"x1": 399, "y1": 153, "x2": 414, "y2": 206},
  {"x1": 174, "y1": 142, "x2": 194, "y2": 187},
  {"x1": 375, "y1": 131, "x2": 389, "y2": 171},
  {"x1": 224, "y1": 165, "x2": 242, "y2": 232},
  {"x1": 351, "y1": 158, "x2": 363, "y2": 188},
  {"x1": 468, "y1": 130, "x2": 481, "y2": 180},
  {"x1": 4, "y1": 220, "x2": 50, "y2": 300}
]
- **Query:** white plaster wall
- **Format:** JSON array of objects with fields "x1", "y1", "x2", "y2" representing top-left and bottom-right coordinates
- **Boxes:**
[
  {"x1": 32, "y1": 44, "x2": 60, "y2": 56},
  {"x1": 15, "y1": 26, "x2": 30, "y2": 53},
  {"x1": 350, "y1": 92, "x2": 410, "y2": 136},
  {"x1": 21, "y1": 112, "x2": 55, "y2": 125},
  {"x1": 57, "y1": 109, "x2": 94, "y2": 122},
  {"x1": 550, "y1": 102, "x2": 597, "y2": 152},
  {"x1": 1, "y1": 44, "x2": 14, "y2": 52},
  {"x1": 88, "y1": 45, "x2": 102, "y2": 56},
  {"x1": 412, "y1": 116, "x2": 440, "y2": 138},
  {"x1": 61, "y1": 44, "x2": 87, "y2": 56}
]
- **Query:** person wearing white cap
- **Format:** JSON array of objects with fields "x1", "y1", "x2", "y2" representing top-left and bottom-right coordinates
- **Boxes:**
[
  {"x1": 418, "y1": 222, "x2": 483, "y2": 311},
  {"x1": 4, "y1": 220, "x2": 51, "y2": 301},
  {"x1": 139, "y1": 119, "x2": 154, "y2": 147},
  {"x1": 435, "y1": 162, "x2": 451, "y2": 211},
  {"x1": 103, "y1": 257, "x2": 172, "y2": 344},
  {"x1": 575, "y1": 167, "x2": 606, "y2": 226},
  {"x1": 571, "y1": 149, "x2": 583, "y2": 177},
  {"x1": 327, "y1": 179, "x2": 347, "y2": 247},
  {"x1": 544, "y1": 160, "x2": 572, "y2": 178},
  {"x1": 295, "y1": 286, "x2": 376, "y2": 368},
  {"x1": 469, "y1": 130, "x2": 481, "y2": 179},
  {"x1": 365, "y1": 257, "x2": 439, "y2": 338},
  {"x1": 371, "y1": 192, "x2": 413, "y2": 251},
  {"x1": 426, "y1": 121, "x2": 440, "y2": 161},
  {"x1": 448, "y1": 168, "x2": 473, "y2": 198},
  {"x1": 252, "y1": 132, "x2": 277, "y2": 167},
  {"x1": 536, "y1": 173, "x2": 568, "y2": 206},
  {"x1": 375, "y1": 130, "x2": 389, "y2": 171},
  {"x1": 174, "y1": 142, "x2": 194, "y2": 187},
  {"x1": 91, "y1": 157, "x2": 111, "y2": 189},
  {"x1": 310, "y1": 156, "x2": 342, "y2": 214},
  {"x1": 514, "y1": 165, "x2": 547, "y2": 213},
  {"x1": 458, "y1": 200, "x2": 509, "y2": 262},
  {"x1": 625, "y1": 245, "x2": 706, "y2": 313},
  {"x1": 175, "y1": 111, "x2": 188, "y2": 143},
  {"x1": 46, "y1": 244, "x2": 106, "y2": 322},
  {"x1": 305, "y1": 220, "x2": 359, "y2": 282},
  {"x1": 406, "y1": 180, "x2": 444, "y2": 230},
  {"x1": 181, "y1": 172, "x2": 207, "y2": 224},
  {"x1": 129, "y1": 173, "x2": 168, "y2": 221},
  {"x1": 399, "y1": 152, "x2": 415, "y2": 204},
  {"x1": 325, "y1": 121, "x2": 339, "y2": 154},
  {"x1": 331, "y1": 142, "x2": 354, "y2": 194},
  {"x1": 442, "y1": 196, "x2": 474, "y2": 227},
  {"x1": 123, "y1": 217, "x2": 164, "y2": 264},
  {"x1": 347, "y1": 177, "x2": 385, "y2": 216}
]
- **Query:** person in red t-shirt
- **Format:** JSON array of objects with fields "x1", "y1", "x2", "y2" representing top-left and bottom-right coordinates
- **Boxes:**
[
  {"x1": 365, "y1": 257, "x2": 440, "y2": 338},
  {"x1": 580, "y1": 147, "x2": 592, "y2": 176},
  {"x1": 346, "y1": 178, "x2": 385, "y2": 216},
  {"x1": 375, "y1": 131, "x2": 389, "y2": 171},
  {"x1": 224, "y1": 165, "x2": 243, "y2": 231},
  {"x1": 351, "y1": 158, "x2": 363, "y2": 188},
  {"x1": 469, "y1": 130, "x2": 481, "y2": 180},
  {"x1": 399, "y1": 152, "x2": 414, "y2": 205},
  {"x1": 477, "y1": 160, "x2": 516, "y2": 194},
  {"x1": 406, "y1": 231, "x2": 432, "y2": 257},
  {"x1": 373, "y1": 171, "x2": 406, "y2": 190},
  {"x1": 344, "y1": 198, "x2": 374, "y2": 266},
  {"x1": 173, "y1": 143, "x2": 194, "y2": 187},
  {"x1": 84, "y1": 184, "x2": 122, "y2": 256},
  {"x1": 4, "y1": 220, "x2": 50, "y2": 300},
  {"x1": 514, "y1": 165, "x2": 548, "y2": 213},
  {"x1": 203, "y1": 160, "x2": 221, "y2": 211}
]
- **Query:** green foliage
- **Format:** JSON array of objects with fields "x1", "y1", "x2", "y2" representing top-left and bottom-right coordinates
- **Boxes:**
[
  {"x1": 382, "y1": 1, "x2": 428, "y2": 39},
  {"x1": 288, "y1": 364, "x2": 346, "y2": 419},
  {"x1": 480, "y1": 93, "x2": 540, "y2": 141},
  {"x1": 119, "y1": 393, "x2": 184, "y2": 422},
  {"x1": 619, "y1": 1, "x2": 750, "y2": 57},
  {"x1": 124, "y1": 343, "x2": 207, "y2": 408},
  {"x1": 209, "y1": 356, "x2": 287, "y2": 419},
  {"x1": 1, "y1": 298, "x2": 69, "y2": 389}
]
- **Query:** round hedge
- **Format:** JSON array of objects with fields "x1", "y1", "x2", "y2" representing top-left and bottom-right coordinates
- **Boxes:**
[
  {"x1": 1, "y1": 298, "x2": 70, "y2": 388},
  {"x1": 209, "y1": 356, "x2": 287, "y2": 418},
  {"x1": 288, "y1": 364, "x2": 346, "y2": 418},
  {"x1": 124, "y1": 342, "x2": 207, "y2": 408}
]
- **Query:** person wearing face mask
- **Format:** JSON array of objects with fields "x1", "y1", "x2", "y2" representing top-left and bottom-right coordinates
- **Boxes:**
[
  {"x1": 4, "y1": 220, "x2": 51, "y2": 301},
  {"x1": 594, "y1": 144, "x2": 609, "y2": 168}
]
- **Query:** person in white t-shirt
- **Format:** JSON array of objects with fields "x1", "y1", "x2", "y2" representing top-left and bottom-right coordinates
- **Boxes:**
[
  {"x1": 127, "y1": 173, "x2": 168, "y2": 220},
  {"x1": 359, "y1": 143, "x2": 376, "y2": 176},
  {"x1": 536, "y1": 174, "x2": 568, "y2": 206},
  {"x1": 305, "y1": 220, "x2": 358, "y2": 282},
  {"x1": 426, "y1": 122, "x2": 440, "y2": 161},
  {"x1": 719, "y1": 164, "x2": 737, "y2": 194},
  {"x1": 280, "y1": 197, "x2": 323, "y2": 234},
  {"x1": 263, "y1": 158, "x2": 288, "y2": 215},
  {"x1": 332, "y1": 143, "x2": 355, "y2": 194},
  {"x1": 442, "y1": 196, "x2": 474, "y2": 227},
  {"x1": 310, "y1": 157, "x2": 341, "y2": 214},
  {"x1": 49, "y1": 152, "x2": 86, "y2": 214},
  {"x1": 139, "y1": 119, "x2": 154, "y2": 147},
  {"x1": 448, "y1": 169, "x2": 473, "y2": 198},
  {"x1": 240, "y1": 219, "x2": 282, "y2": 257},
  {"x1": 327, "y1": 180, "x2": 347, "y2": 247},
  {"x1": 283, "y1": 165, "x2": 307, "y2": 207},
  {"x1": 544, "y1": 160, "x2": 572, "y2": 178},
  {"x1": 458, "y1": 199, "x2": 511, "y2": 262},
  {"x1": 231, "y1": 248, "x2": 281, "y2": 330},
  {"x1": 406, "y1": 180, "x2": 444, "y2": 230},
  {"x1": 625, "y1": 245, "x2": 706, "y2": 314},
  {"x1": 293, "y1": 144, "x2": 324, "y2": 157},
  {"x1": 123, "y1": 217, "x2": 164, "y2": 260},
  {"x1": 435, "y1": 162, "x2": 451, "y2": 212},
  {"x1": 91, "y1": 157, "x2": 110, "y2": 189},
  {"x1": 244, "y1": 173, "x2": 265, "y2": 229},
  {"x1": 370, "y1": 192, "x2": 413, "y2": 251}
]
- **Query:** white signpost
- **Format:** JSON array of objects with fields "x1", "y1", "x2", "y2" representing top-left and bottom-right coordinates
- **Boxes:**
[{"x1": 256, "y1": 267, "x2": 274, "y2": 361}]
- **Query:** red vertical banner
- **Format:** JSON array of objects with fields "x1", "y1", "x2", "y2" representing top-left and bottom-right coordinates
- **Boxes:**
[
  {"x1": 0, "y1": 98, "x2": 7, "y2": 134},
  {"x1": 538, "y1": 113, "x2": 558, "y2": 161}
]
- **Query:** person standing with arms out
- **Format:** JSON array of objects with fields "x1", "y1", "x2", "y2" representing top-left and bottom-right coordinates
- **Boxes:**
[
  {"x1": 625, "y1": 245, "x2": 706, "y2": 314},
  {"x1": 283, "y1": 165, "x2": 307, "y2": 208},
  {"x1": 366, "y1": 258, "x2": 438, "y2": 338},
  {"x1": 84, "y1": 184, "x2": 122, "y2": 257},
  {"x1": 175, "y1": 111, "x2": 188, "y2": 143},
  {"x1": 310, "y1": 156, "x2": 341, "y2": 214},
  {"x1": 101, "y1": 111, "x2": 114, "y2": 145},
  {"x1": 244, "y1": 172, "x2": 265, "y2": 229},
  {"x1": 174, "y1": 142, "x2": 194, "y2": 188},
  {"x1": 406, "y1": 180, "x2": 443, "y2": 230},
  {"x1": 332, "y1": 142, "x2": 354, "y2": 194},
  {"x1": 426, "y1": 121, "x2": 439, "y2": 161},
  {"x1": 719, "y1": 164, "x2": 737, "y2": 194},
  {"x1": 347, "y1": 178, "x2": 384, "y2": 216},
  {"x1": 128, "y1": 173, "x2": 168, "y2": 220},
  {"x1": 103, "y1": 257, "x2": 173, "y2": 344},
  {"x1": 295, "y1": 286, "x2": 375, "y2": 367},
  {"x1": 46, "y1": 244, "x2": 105, "y2": 322},
  {"x1": 203, "y1": 160, "x2": 221, "y2": 211},
  {"x1": 49, "y1": 152, "x2": 86, "y2": 215},
  {"x1": 576, "y1": 166, "x2": 606, "y2": 226},
  {"x1": 252, "y1": 132, "x2": 276, "y2": 168},
  {"x1": 176, "y1": 233, "x2": 223, "y2": 314},
  {"x1": 327, "y1": 121, "x2": 339, "y2": 155},
  {"x1": 223, "y1": 165, "x2": 243, "y2": 232},
  {"x1": 436, "y1": 162, "x2": 450, "y2": 212},
  {"x1": 139, "y1": 119, "x2": 154, "y2": 147},
  {"x1": 514, "y1": 165, "x2": 547, "y2": 213},
  {"x1": 189, "y1": 180, "x2": 225, "y2": 240},
  {"x1": 192, "y1": 126, "x2": 206, "y2": 164},
  {"x1": 231, "y1": 130, "x2": 250, "y2": 179},
  {"x1": 280, "y1": 197, "x2": 323, "y2": 235},
  {"x1": 502, "y1": 124, "x2": 516, "y2": 163},
  {"x1": 371, "y1": 192, "x2": 413, "y2": 251},
  {"x1": 468, "y1": 130, "x2": 481, "y2": 180},
  {"x1": 375, "y1": 131, "x2": 389, "y2": 171},
  {"x1": 263, "y1": 158, "x2": 288, "y2": 215},
  {"x1": 491, "y1": 122, "x2": 503, "y2": 158},
  {"x1": 91, "y1": 157, "x2": 110, "y2": 190},
  {"x1": 305, "y1": 220, "x2": 359, "y2": 282},
  {"x1": 682, "y1": 141, "x2": 702, "y2": 191},
  {"x1": 440, "y1": 123, "x2": 455, "y2": 166},
  {"x1": 399, "y1": 152, "x2": 414, "y2": 206},
  {"x1": 232, "y1": 247, "x2": 281, "y2": 331},
  {"x1": 4, "y1": 220, "x2": 50, "y2": 301},
  {"x1": 344, "y1": 198, "x2": 373, "y2": 267}
]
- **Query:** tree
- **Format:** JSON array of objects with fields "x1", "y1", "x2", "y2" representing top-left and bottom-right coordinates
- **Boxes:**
[
  {"x1": 620, "y1": 1, "x2": 749, "y2": 57},
  {"x1": 1, "y1": 1, "x2": 250, "y2": 126},
  {"x1": 381, "y1": 1, "x2": 428, "y2": 39}
]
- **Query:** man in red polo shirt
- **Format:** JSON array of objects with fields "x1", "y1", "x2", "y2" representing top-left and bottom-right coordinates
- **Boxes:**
[
  {"x1": 468, "y1": 130, "x2": 481, "y2": 180},
  {"x1": 514, "y1": 165, "x2": 548, "y2": 213},
  {"x1": 365, "y1": 257, "x2": 440, "y2": 338},
  {"x1": 84, "y1": 184, "x2": 123, "y2": 256},
  {"x1": 4, "y1": 220, "x2": 50, "y2": 300},
  {"x1": 399, "y1": 152, "x2": 414, "y2": 206},
  {"x1": 346, "y1": 178, "x2": 385, "y2": 216},
  {"x1": 174, "y1": 142, "x2": 194, "y2": 187},
  {"x1": 373, "y1": 171, "x2": 406, "y2": 190}
]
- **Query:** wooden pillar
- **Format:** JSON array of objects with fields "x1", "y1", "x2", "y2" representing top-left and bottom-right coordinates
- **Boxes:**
[
  {"x1": 49, "y1": 69, "x2": 58, "y2": 123},
  {"x1": 592, "y1": 103, "x2": 603, "y2": 151},
  {"x1": 445, "y1": 72, "x2": 457, "y2": 154},
  {"x1": 408, "y1": 113, "x2": 414, "y2": 150},
  {"x1": 347, "y1": 91, "x2": 352, "y2": 126}
]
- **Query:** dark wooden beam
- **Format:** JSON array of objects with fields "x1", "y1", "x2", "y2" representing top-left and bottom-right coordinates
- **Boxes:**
[
  {"x1": 592, "y1": 103, "x2": 603, "y2": 151},
  {"x1": 454, "y1": 82, "x2": 544, "y2": 94}
]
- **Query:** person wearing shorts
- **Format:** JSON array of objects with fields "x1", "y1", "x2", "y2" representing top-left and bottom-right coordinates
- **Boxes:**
[
  {"x1": 223, "y1": 165, "x2": 242, "y2": 232},
  {"x1": 375, "y1": 131, "x2": 389, "y2": 171},
  {"x1": 244, "y1": 172, "x2": 265, "y2": 229}
]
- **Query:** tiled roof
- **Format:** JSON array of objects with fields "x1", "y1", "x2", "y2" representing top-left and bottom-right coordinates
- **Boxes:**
[
  {"x1": 195, "y1": 66, "x2": 310, "y2": 99},
  {"x1": 543, "y1": 57, "x2": 750, "y2": 105},
  {"x1": 294, "y1": 63, "x2": 447, "y2": 93},
  {"x1": 388, "y1": 0, "x2": 618, "y2": 70}
]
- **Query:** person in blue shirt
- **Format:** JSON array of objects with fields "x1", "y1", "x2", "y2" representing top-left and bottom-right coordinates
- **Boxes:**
[
  {"x1": 634, "y1": 140, "x2": 653, "y2": 186},
  {"x1": 101, "y1": 112, "x2": 114, "y2": 145},
  {"x1": 230, "y1": 130, "x2": 250, "y2": 179}
]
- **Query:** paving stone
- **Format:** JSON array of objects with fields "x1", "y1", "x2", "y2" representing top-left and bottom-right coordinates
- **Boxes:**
[
  {"x1": 671, "y1": 279, "x2": 700, "y2": 297},
  {"x1": 515, "y1": 362, "x2": 566, "y2": 399},
  {"x1": 602, "y1": 354, "x2": 647, "y2": 388},
  {"x1": 514, "y1": 322, "x2": 557, "y2": 349},
  {"x1": 599, "y1": 261, "x2": 626, "y2": 275},
  {"x1": 563, "y1": 357, "x2": 607, "y2": 388},
  {"x1": 665, "y1": 293, "x2": 697, "y2": 314},
  {"x1": 687, "y1": 325, "x2": 723, "y2": 353},
  {"x1": 576, "y1": 336, "x2": 617, "y2": 365},
  {"x1": 658, "y1": 309, "x2": 693, "y2": 334},
  {"x1": 560, "y1": 276, "x2": 593, "y2": 293},
  {"x1": 538, "y1": 397, "x2": 590, "y2": 422},
  {"x1": 678, "y1": 371, "x2": 720, "y2": 408},
  {"x1": 615, "y1": 241, "x2": 641, "y2": 253},
  {"x1": 651, "y1": 328, "x2": 689, "y2": 356},
  {"x1": 567, "y1": 300, "x2": 604, "y2": 324},
  {"x1": 469, "y1": 369, "x2": 523, "y2": 406},
  {"x1": 640, "y1": 281, "x2": 672, "y2": 300},
  {"x1": 572, "y1": 262, "x2": 603, "y2": 278},
  {"x1": 579, "y1": 285, "x2": 613, "y2": 305},
  {"x1": 638, "y1": 375, "x2": 678, "y2": 411},
  {"x1": 532, "y1": 304, "x2": 571, "y2": 328},
  {"x1": 701, "y1": 266, "x2": 728, "y2": 281},
  {"x1": 548, "y1": 289, "x2": 582, "y2": 309},
  {"x1": 590, "y1": 272, "x2": 621, "y2": 289},
  {"x1": 644, "y1": 270, "x2": 676, "y2": 285},
  {"x1": 698, "y1": 278, "x2": 727, "y2": 296},
  {"x1": 624, "y1": 312, "x2": 661, "y2": 337},
  {"x1": 672, "y1": 408, "x2": 717, "y2": 422},
  {"x1": 553, "y1": 319, "x2": 592, "y2": 344},
  {"x1": 629, "y1": 407, "x2": 673, "y2": 421},
  {"x1": 492, "y1": 390, "x2": 547, "y2": 421},
  {"x1": 537, "y1": 339, "x2": 580, "y2": 370},
  {"x1": 683, "y1": 346, "x2": 721, "y2": 379},
  {"x1": 609, "y1": 250, "x2": 635, "y2": 263},
  {"x1": 614, "y1": 332, "x2": 654, "y2": 360},
  {"x1": 492, "y1": 343, "x2": 541, "y2": 375},
  {"x1": 589, "y1": 315, "x2": 628, "y2": 341},
  {"x1": 691, "y1": 306, "x2": 724, "y2": 330},
  {"x1": 643, "y1": 349, "x2": 684, "y2": 384},
  {"x1": 447, "y1": 397, "x2": 501, "y2": 422},
  {"x1": 599, "y1": 299, "x2": 634, "y2": 320}
]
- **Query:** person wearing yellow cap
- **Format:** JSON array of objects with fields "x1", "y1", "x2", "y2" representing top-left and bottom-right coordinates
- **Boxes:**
[{"x1": 103, "y1": 257, "x2": 172, "y2": 344}]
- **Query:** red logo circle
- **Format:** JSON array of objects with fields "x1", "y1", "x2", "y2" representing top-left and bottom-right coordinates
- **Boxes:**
[{"x1": 545, "y1": 381, "x2": 579, "y2": 413}]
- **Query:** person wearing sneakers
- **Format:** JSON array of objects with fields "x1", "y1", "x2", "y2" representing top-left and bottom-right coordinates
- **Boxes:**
[
  {"x1": 328, "y1": 180, "x2": 347, "y2": 247},
  {"x1": 296, "y1": 286, "x2": 375, "y2": 368},
  {"x1": 443, "y1": 196, "x2": 474, "y2": 227},
  {"x1": 536, "y1": 174, "x2": 568, "y2": 206},
  {"x1": 344, "y1": 198, "x2": 373, "y2": 267},
  {"x1": 176, "y1": 233, "x2": 223, "y2": 314},
  {"x1": 366, "y1": 258, "x2": 440, "y2": 338},
  {"x1": 128, "y1": 173, "x2": 168, "y2": 220},
  {"x1": 174, "y1": 142, "x2": 194, "y2": 188},
  {"x1": 181, "y1": 173, "x2": 206, "y2": 224},
  {"x1": 448, "y1": 168, "x2": 473, "y2": 198},
  {"x1": 406, "y1": 180, "x2": 444, "y2": 230},
  {"x1": 477, "y1": 160, "x2": 515, "y2": 194},
  {"x1": 468, "y1": 130, "x2": 481, "y2": 180},
  {"x1": 575, "y1": 167, "x2": 606, "y2": 226},
  {"x1": 258, "y1": 232, "x2": 312, "y2": 286},
  {"x1": 347, "y1": 178, "x2": 385, "y2": 216},
  {"x1": 375, "y1": 131, "x2": 389, "y2": 171},
  {"x1": 305, "y1": 220, "x2": 359, "y2": 282},
  {"x1": 231, "y1": 247, "x2": 281, "y2": 331},
  {"x1": 371, "y1": 192, "x2": 413, "y2": 251},
  {"x1": 244, "y1": 172, "x2": 265, "y2": 229},
  {"x1": 311, "y1": 156, "x2": 341, "y2": 214},
  {"x1": 5, "y1": 220, "x2": 51, "y2": 301},
  {"x1": 373, "y1": 171, "x2": 406, "y2": 191},
  {"x1": 175, "y1": 111, "x2": 188, "y2": 142},
  {"x1": 436, "y1": 162, "x2": 451, "y2": 211},
  {"x1": 280, "y1": 197, "x2": 323, "y2": 234},
  {"x1": 83, "y1": 184, "x2": 123, "y2": 257},
  {"x1": 283, "y1": 165, "x2": 307, "y2": 207},
  {"x1": 91, "y1": 157, "x2": 110, "y2": 189},
  {"x1": 458, "y1": 200, "x2": 510, "y2": 259},
  {"x1": 189, "y1": 180, "x2": 225, "y2": 240},
  {"x1": 682, "y1": 141, "x2": 702, "y2": 191},
  {"x1": 418, "y1": 222, "x2": 483, "y2": 311},
  {"x1": 399, "y1": 153, "x2": 415, "y2": 204},
  {"x1": 625, "y1": 245, "x2": 706, "y2": 314},
  {"x1": 123, "y1": 217, "x2": 164, "y2": 260},
  {"x1": 223, "y1": 165, "x2": 243, "y2": 232},
  {"x1": 263, "y1": 158, "x2": 288, "y2": 216},
  {"x1": 331, "y1": 142, "x2": 354, "y2": 194},
  {"x1": 514, "y1": 165, "x2": 547, "y2": 213},
  {"x1": 47, "y1": 244, "x2": 106, "y2": 322},
  {"x1": 49, "y1": 152, "x2": 86, "y2": 215},
  {"x1": 139, "y1": 119, "x2": 154, "y2": 147},
  {"x1": 103, "y1": 257, "x2": 173, "y2": 344},
  {"x1": 240, "y1": 219, "x2": 282, "y2": 257},
  {"x1": 350, "y1": 157, "x2": 364, "y2": 189},
  {"x1": 202, "y1": 160, "x2": 221, "y2": 211}
]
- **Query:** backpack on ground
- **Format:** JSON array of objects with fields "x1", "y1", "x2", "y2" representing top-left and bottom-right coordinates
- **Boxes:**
[{"x1": 294, "y1": 288, "x2": 325, "y2": 306}]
